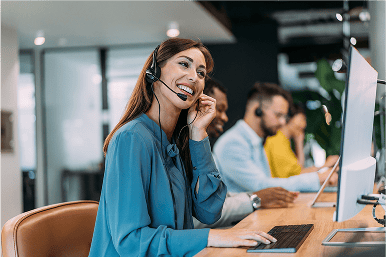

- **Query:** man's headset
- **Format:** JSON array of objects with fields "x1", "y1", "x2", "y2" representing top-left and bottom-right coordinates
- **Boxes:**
[
  {"x1": 255, "y1": 106, "x2": 263, "y2": 117},
  {"x1": 254, "y1": 103, "x2": 292, "y2": 119},
  {"x1": 145, "y1": 45, "x2": 187, "y2": 101}
]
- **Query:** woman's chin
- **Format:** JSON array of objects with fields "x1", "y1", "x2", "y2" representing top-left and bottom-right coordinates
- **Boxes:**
[{"x1": 176, "y1": 100, "x2": 194, "y2": 110}]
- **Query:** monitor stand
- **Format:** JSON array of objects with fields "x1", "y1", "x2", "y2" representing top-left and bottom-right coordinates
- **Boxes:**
[
  {"x1": 311, "y1": 157, "x2": 340, "y2": 208},
  {"x1": 322, "y1": 227, "x2": 386, "y2": 247},
  {"x1": 322, "y1": 194, "x2": 386, "y2": 247}
]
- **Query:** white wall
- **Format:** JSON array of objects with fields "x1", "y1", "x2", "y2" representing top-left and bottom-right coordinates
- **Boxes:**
[{"x1": 1, "y1": 26, "x2": 22, "y2": 227}]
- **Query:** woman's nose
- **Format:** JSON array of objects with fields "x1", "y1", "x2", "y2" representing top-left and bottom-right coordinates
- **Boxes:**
[{"x1": 187, "y1": 69, "x2": 198, "y2": 82}]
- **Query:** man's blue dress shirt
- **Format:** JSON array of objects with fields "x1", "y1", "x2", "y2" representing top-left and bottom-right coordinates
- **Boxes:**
[
  {"x1": 89, "y1": 114, "x2": 226, "y2": 257},
  {"x1": 213, "y1": 120, "x2": 320, "y2": 193}
]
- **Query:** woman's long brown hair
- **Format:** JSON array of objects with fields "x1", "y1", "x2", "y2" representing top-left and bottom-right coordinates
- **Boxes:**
[{"x1": 103, "y1": 38, "x2": 214, "y2": 182}]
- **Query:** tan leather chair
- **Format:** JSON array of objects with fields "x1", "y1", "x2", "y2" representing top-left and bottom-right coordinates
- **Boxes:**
[{"x1": 1, "y1": 200, "x2": 99, "y2": 257}]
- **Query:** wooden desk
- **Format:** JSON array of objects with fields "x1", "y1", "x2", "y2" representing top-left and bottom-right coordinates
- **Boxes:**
[{"x1": 196, "y1": 191, "x2": 385, "y2": 257}]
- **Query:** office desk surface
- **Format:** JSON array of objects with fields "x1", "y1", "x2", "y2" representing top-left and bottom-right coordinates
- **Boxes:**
[{"x1": 195, "y1": 191, "x2": 385, "y2": 257}]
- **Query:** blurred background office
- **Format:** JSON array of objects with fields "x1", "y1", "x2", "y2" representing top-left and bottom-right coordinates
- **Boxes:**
[{"x1": 1, "y1": 0, "x2": 385, "y2": 229}]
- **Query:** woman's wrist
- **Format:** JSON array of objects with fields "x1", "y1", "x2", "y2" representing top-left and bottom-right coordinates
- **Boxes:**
[{"x1": 189, "y1": 126, "x2": 208, "y2": 141}]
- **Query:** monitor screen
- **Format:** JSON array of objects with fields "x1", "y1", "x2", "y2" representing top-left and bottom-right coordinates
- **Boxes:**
[{"x1": 334, "y1": 46, "x2": 378, "y2": 222}]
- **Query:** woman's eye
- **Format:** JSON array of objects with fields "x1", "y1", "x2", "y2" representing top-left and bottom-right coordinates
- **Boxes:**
[
  {"x1": 198, "y1": 71, "x2": 206, "y2": 78},
  {"x1": 179, "y1": 61, "x2": 189, "y2": 68}
]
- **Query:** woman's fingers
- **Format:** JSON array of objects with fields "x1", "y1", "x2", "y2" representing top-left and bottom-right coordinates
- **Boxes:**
[
  {"x1": 208, "y1": 228, "x2": 277, "y2": 248},
  {"x1": 239, "y1": 231, "x2": 277, "y2": 244},
  {"x1": 198, "y1": 93, "x2": 215, "y2": 102},
  {"x1": 259, "y1": 231, "x2": 277, "y2": 242},
  {"x1": 238, "y1": 239, "x2": 259, "y2": 247}
]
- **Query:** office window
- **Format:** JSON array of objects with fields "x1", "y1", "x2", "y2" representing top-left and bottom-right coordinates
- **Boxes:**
[
  {"x1": 44, "y1": 50, "x2": 102, "y2": 204},
  {"x1": 106, "y1": 46, "x2": 156, "y2": 131},
  {"x1": 18, "y1": 51, "x2": 36, "y2": 212},
  {"x1": 41, "y1": 45, "x2": 156, "y2": 205},
  {"x1": 18, "y1": 52, "x2": 36, "y2": 170}
]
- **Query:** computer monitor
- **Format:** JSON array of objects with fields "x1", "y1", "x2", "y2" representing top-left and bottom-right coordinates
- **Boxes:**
[
  {"x1": 334, "y1": 46, "x2": 378, "y2": 223},
  {"x1": 322, "y1": 46, "x2": 385, "y2": 247}
]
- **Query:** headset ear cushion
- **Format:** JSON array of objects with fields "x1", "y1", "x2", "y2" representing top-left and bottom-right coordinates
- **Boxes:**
[
  {"x1": 145, "y1": 66, "x2": 161, "y2": 84},
  {"x1": 146, "y1": 46, "x2": 161, "y2": 84},
  {"x1": 153, "y1": 65, "x2": 161, "y2": 80},
  {"x1": 145, "y1": 69, "x2": 155, "y2": 83},
  {"x1": 255, "y1": 107, "x2": 263, "y2": 117}
]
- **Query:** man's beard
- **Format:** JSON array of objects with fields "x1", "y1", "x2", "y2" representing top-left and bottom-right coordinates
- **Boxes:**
[{"x1": 261, "y1": 116, "x2": 277, "y2": 138}]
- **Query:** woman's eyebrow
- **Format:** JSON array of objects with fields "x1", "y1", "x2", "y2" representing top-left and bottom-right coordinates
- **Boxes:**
[{"x1": 179, "y1": 55, "x2": 206, "y2": 70}]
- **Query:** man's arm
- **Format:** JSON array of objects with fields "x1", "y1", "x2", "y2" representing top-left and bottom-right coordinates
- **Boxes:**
[
  {"x1": 214, "y1": 134, "x2": 321, "y2": 193},
  {"x1": 193, "y1": 193, "x2": 253, "y2": 229},
  {"x1": 193, "y1": 187, "x2": 299, "y2": 229}
]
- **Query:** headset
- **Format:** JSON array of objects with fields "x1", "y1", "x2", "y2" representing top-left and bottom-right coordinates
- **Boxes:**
[
  {"x1": 145, "y1": 45, "x2": 187, "y2": 101},
  {"x1": 255, "y1": 106, "x2": 263, "y2": 117},
  {"x1": 254, "y1": 102, "x2": 292, "y2": 119}
]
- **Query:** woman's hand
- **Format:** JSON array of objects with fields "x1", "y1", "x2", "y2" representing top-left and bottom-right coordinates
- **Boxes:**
[
  {"x1": 207, "y1": 228, "x2": 277, "y2": 248},
  {"x1": 187, "y1": 94, "x2": 216, "y2": 141}
]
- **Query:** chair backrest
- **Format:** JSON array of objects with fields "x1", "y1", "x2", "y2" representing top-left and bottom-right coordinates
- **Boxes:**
[{"x1": 1, "y1": 200, "x2": 99, "y2": 257}]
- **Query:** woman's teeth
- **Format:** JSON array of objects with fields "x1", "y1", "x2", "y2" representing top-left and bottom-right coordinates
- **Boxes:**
[{"x1": 178, "y1": 85, "x2": 193, "y2": 95}]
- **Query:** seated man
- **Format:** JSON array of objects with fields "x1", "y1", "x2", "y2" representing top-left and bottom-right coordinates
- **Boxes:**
[
  {"x1": 265, "y1": 103, "x2": 339, "y2": 178},
  {"x1": 193, "y1": 79, "x2": 298, "y2": 229},
  {"x1": 213, "y1": 82, "x2": 337, "y2": 193}
]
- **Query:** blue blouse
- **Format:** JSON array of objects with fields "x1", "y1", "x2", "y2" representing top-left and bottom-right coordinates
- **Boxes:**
[{"x1": 89, "y1": 113, "x2": 226, "y2": 257}]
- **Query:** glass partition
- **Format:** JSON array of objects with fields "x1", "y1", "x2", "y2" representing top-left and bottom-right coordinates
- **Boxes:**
[
  {"x1": 42, "y1": 45, "x2": 156, "y2": 205},
  {"x1": 18, "y1": 51, "x2": 36, "y2": 211},
  {"x1": 106, "y1": 46, "x2": 156, "y2": 131},
  {"x1": 44, "y1": 50, "x2": 102, "y2": 204}
]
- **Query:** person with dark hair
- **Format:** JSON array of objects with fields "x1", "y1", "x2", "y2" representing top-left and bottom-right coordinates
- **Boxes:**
[
  {"x1": 193, "y1": 79, "x2": 298, "y2": 229},
  {"x1": 89, "y1": 39, "x2": 276, "y2": 257},
  {"x1": 213, "y1": 82, "x2": 337, "y2": 193},
  {"x1": 202, "y1": 78, "x2": 228, "y2": 139},
  {"x1": 265, "y1": 103, "x2": 339, "y2": 178}
]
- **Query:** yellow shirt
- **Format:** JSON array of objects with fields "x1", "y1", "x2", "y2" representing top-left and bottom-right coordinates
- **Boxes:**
[{"x1": 264, "y1": 130, "x2": 302, "y2": 178}]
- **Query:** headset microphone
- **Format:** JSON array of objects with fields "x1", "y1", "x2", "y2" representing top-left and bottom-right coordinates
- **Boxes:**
[
  {"x1": 155, "y1": 76, "x2": 187, "y2": 101},
  {"x1": 145, "y1": 45, "x2": 187, "y2": 101},
  {"x1": 167, "y1": 84, "x2": 188, "y2": 101}
]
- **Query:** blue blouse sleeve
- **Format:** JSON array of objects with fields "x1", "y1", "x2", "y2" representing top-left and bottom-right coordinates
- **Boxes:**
[
  {"x1": 103, "y1": 131, "x2": 209, "y2": 257},
  {"x1": 189, "y1": 137, "x2": 227, "y2": 225}
]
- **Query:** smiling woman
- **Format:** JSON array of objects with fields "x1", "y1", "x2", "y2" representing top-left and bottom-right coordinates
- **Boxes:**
[{"x1": 89, "y1": 38, "x2": 276, "y2": 257}]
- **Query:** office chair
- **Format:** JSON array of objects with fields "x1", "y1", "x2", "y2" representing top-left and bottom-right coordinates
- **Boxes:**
[{"x1": 1, "y1": 200, "x2": 98, "y2": 257}]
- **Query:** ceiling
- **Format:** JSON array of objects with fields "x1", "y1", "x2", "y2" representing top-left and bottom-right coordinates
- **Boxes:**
[
  {"x1": 1, "y1": 1, "x2": 236, "y2": 50},
  {"x1": 205, "y1": 1, "x2": 369, "y2": 63},
  {"x1": 2, "y1": 1, "x2": 370, "y2": 63}
]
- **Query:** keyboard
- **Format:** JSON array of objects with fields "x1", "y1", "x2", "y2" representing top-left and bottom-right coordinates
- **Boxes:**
[{"x1": 247, "y1": 224, "x2": 314, "y2": 253}]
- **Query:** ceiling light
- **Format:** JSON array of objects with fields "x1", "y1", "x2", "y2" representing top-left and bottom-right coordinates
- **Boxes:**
[
  {"x1": 332, "y1": 59, "x2": 347, "y2": 73},
  {"x1": 335, "y1": 13, "x2": 343, "y2": 22},
  {"x1": 34, "y1": 30, "x2": 45, "y2": 46},
  {"x1": 359, "y1": 10, "x2": 371, "y2": 22},
  {"x1": 350, "y1": 37, "x2": 357, "y2": 45},
  {"x1": 167, "y1": 21, "x2": 180, "y2": 38}
]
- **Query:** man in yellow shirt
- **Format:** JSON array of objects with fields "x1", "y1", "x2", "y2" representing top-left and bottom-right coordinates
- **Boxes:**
[{"x1": 265, "y1": 104, "x2": 338, "y2": 178}]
